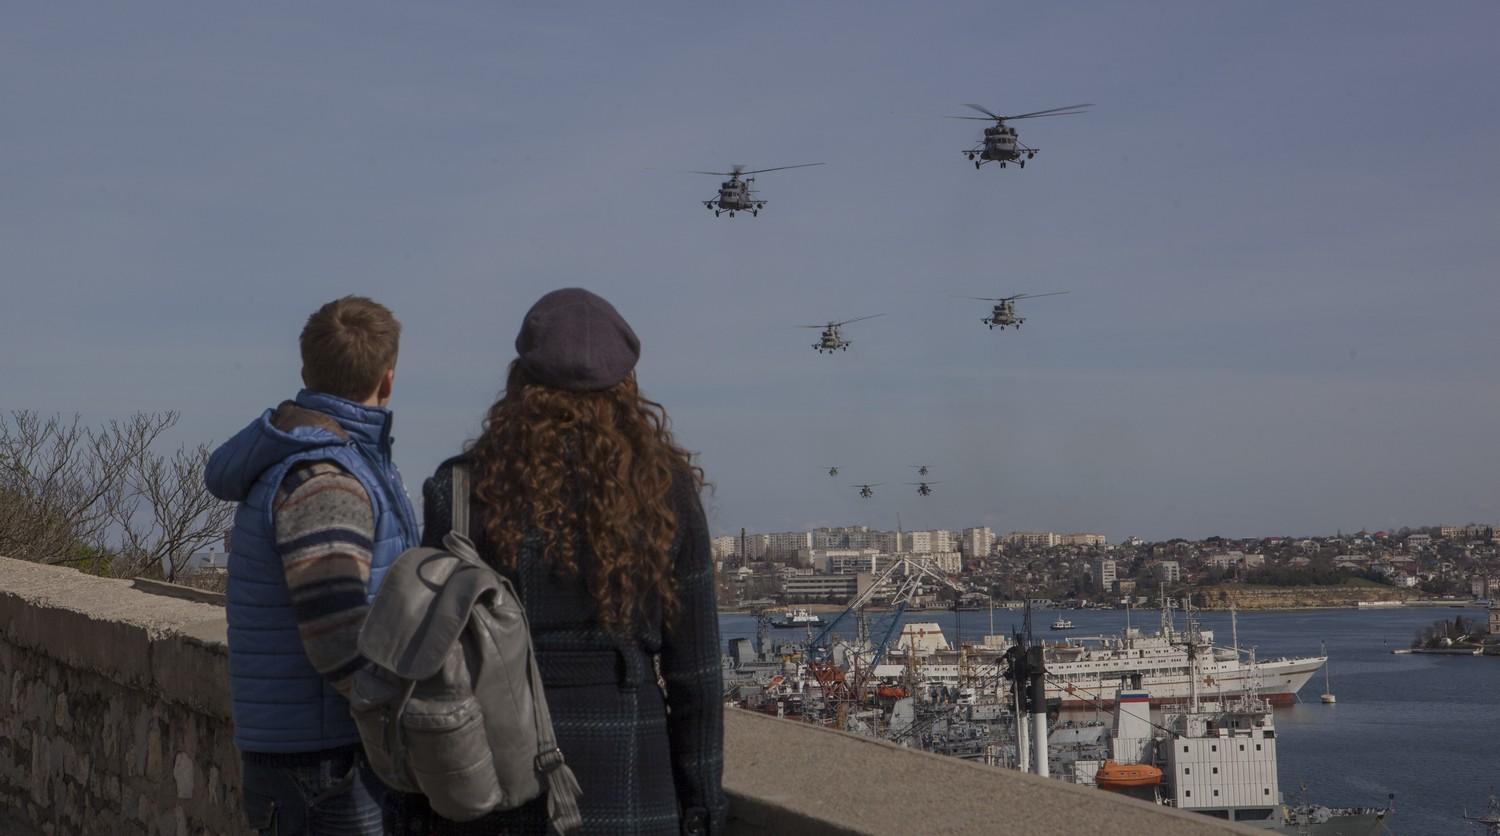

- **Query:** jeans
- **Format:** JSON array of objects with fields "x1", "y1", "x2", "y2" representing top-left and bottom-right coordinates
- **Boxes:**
[{"x1": 241, "y1": 747, "x2": 386, "y2": 836}]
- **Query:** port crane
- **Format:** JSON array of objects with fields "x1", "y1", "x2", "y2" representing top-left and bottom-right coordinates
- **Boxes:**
[{"x1": 802, "y1": 555, "x2": 968, "y2": 722}]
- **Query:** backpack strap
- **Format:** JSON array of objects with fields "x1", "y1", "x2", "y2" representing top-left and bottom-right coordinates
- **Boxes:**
[
  {"x1": 527, "y1": 639, "x2": 583, "y2": 833},
  {"x1": 451, "y1": 463, "x2": 471, "y2": 539},
  {"x1": 448, "y1": 461, "x2": 582, "y2": 833}
]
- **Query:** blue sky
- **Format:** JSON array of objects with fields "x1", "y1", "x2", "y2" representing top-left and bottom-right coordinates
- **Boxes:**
[{"x1": 3, "y1": 2, "x2": 1497, "y2": 540}]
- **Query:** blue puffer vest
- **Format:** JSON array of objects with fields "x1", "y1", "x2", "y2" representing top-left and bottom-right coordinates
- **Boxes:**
[{"x1": 206, "y1": 390, "x2": 420, "y2": 753}]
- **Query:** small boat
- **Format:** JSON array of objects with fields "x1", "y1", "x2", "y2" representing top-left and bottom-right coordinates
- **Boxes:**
[
  {"x1": 1319, "y1": 641, "x2": 1336, "y2": 704},
  {"x1": 1051, "y1": 618, "x2": 1075, "y2": 630},
  {"x1": 1094, "y1": 760, "x2": 1162, "y2": 790},
  {"x1": 770, "y1": 608, "x2": 825, "y2": 629}
]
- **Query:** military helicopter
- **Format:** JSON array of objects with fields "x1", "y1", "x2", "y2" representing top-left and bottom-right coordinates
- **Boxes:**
[
  {"x1": 853, "y1": 483, "x2": 881, "y2": 498},
  {"x1": 906, "y1": 481, "x2": 941, "y2": 497},
  {"x1": 827, "y1": 466, "x2": 839, "y2": 477},
  {"x1": 803, "y1": 314, "x2": 883, "y2": 354},
  {"x1": 948, "y1": 103, "x2": 1091, "y2": 169},
  {"x1": 693, "y1": 163, "x2": 824, "y2": 217},
  {"x1": 911, "y1": 465, "x2": 931, "y2": 477},
  {"x1": 957, "y1": 292, "x2": 1068, "y2": 330}
]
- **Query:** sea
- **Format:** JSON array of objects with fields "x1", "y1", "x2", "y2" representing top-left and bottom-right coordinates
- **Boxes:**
[{"x1": 720, "y1": 605, "x2": 1498, "y2": 836}]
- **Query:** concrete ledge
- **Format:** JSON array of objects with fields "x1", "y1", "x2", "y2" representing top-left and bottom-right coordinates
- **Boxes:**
[
  {"x1": 723, "y1": 710, "x2": 1258, "y2": 835},
  {"x1": 0, "y1": 557, "x2": 229, "y2": 716}
]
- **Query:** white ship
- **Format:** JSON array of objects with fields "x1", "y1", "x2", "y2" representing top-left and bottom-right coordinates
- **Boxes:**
[
  {"x1": 875, "y1": 604, "x2": 1325, "y2": 707},
  {"x1": 1050, "y1": 617, "x2": 1075, "y2": 630},
  {"x1": 1042, "y1": 623, "x2": 1324, "y2": 708},
  {"x1": 769, "y1": 607, "x2": 825, "y2": 629}
]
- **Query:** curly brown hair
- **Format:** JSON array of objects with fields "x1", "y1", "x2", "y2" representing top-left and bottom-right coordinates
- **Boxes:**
[{"x1": 467, "y1": 361, "x2": 702, "y2": 632}]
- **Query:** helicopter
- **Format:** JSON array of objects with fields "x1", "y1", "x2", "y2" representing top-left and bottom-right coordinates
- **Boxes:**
[
  {"x1": 827, "y1": 466, "x2": 839, "y2": 477},
  {"x1": 948, "y1": 103, "x2": 1091, "y2": 169},
  {"x1": 906, "y1": 481, "x2": 941, "y2": 497},
  {"x1": 911, "y1": 465, "x2": 931, "y2": 477},
  {"x1": 853, "y1": 483, "x2": 881, "y2": 498},
  {"x1": 692, "y1": 163, "x2": 824, "y2": 217},
  {"x1": 957, "y1": 292, "x2": 1068, "y2": 330},
  {"x1": 803, "y1": 314, "x2": 884, "y2": 354}
]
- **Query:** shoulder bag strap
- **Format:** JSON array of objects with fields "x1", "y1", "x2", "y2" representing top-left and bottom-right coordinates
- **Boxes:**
[
  {"x1": 526, "y1": 630, "x2": 583, "y2": 833},
  {"x1": 451, "y1": 463, "x2": 471, "y2": 539}
]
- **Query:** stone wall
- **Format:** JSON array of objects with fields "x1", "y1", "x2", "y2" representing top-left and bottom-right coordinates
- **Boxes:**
[
  {"x1": 0, "y1": 555, "x2": 1257, "y2": 835},
  {"x1": 0, "y1": 557, "x2": 242, "y2": 836}
]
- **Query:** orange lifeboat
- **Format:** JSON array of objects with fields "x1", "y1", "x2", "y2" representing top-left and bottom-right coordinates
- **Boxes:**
[
  {"x1": 1094, "y1": 761, "x2": 1163, "y2": 791},
  {"x1": 875, "y1": 685, "x2": 907, "y2": 699}
]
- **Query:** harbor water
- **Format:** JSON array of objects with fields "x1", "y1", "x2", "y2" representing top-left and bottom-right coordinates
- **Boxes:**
[{"x1": 720, "y1": 605, "x2": 1498, "y2": 835}]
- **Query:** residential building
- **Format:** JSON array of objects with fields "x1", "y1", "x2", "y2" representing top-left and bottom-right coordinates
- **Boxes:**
[
  {"x1": 961, "y1": 527, "x2": 995, "y2": 559},
  {"x1": 871, "y1": 530, "x2": 903, "y2": 553},
  {"x1": 1149, "y1": 560, "x2": 1181, "y2": 583},
  {"x1": 1060, "y1": 533, "x2": 1107, "y2": 547},
  {"x1": 810, "y1": 549, "x2": 882, "y2": 575},
  {"x1": 767, "y1": 531, "x2": 813, "y2": 561},
  {"x1": 711, "y1": 535, "x2": 738, "y2": 560},
  {"x1": 1093, "y1": 558, "x2": 1116, "y2": 593},
  {"x1": 906, "y1": 531, "x2": 933, "y2": 554},
  {"x1": 928, "y1": 552, "x2": 962, "y2": 574},
  {"x1": 928, "y1": 530, "x2": 956, "y2": 553},
  {"x1": 782, "y1": 574, "x2": 858, "y2": 602},
  {"x1": 1206, "y1": 552, "x2": 1265, "y2": 570},
  {"x1": 1004, "y1": 531, "x2": 1060, "y2": 548}
]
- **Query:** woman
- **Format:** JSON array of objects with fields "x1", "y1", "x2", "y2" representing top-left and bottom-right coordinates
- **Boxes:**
[{"x1": 386, "y1": 288, "x2": 726, "y2": 835}]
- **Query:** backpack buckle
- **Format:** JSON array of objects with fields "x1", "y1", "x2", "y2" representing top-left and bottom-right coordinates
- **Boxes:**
[{"x1": 535, "y1": 747, "x2": 567, "y2": 775}]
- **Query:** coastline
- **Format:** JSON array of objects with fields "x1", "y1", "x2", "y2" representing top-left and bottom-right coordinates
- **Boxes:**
[{"x1": 718, "y1": 599, "x2": 1487, "y2": 615}]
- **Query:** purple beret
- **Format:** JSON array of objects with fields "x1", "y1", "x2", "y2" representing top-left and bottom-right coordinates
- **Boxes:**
[{"x1": 515, "y1": 288, "x2": 641, "y2": 391}]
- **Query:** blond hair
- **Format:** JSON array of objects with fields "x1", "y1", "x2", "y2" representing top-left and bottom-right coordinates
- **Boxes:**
[{"x1": 299, "y1": 296, "x2": 401, "y2": 401}]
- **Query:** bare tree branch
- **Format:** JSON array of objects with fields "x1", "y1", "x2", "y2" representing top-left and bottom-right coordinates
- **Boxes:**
[{"x1": 0, "y1": 411, "x2": 232, "y2": 580}]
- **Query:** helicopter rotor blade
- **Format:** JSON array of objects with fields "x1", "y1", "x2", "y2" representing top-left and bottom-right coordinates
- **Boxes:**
[
  {"x1": 737, "y1": 162, "x2": 826, "y2": 176},
  {"x1": 832, "y1": 313, "x2": 885, "y2": 327},
  {"x1": 688, "y1": 170, "x2": 735, "y2": 176},
  {"x1": 952, "y1": 295, "x2": 1007, "y2": 302},
  {"x1": 1003, "y1": 103, "x2": 1093, "y2": 120},
  {"x1": 1013, "y1": 291, "x2": 1070, "y2": 300},
  {"x1": 962, "y1": 103, "x2": 1002, "y2": 119}
]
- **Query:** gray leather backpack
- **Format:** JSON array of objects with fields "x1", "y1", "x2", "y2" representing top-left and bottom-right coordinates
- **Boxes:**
[{"x1": 351, "y1": 465, "x2": 582, "y2": 831}]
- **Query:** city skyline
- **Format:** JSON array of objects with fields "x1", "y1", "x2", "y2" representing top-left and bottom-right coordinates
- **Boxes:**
[{"x1": 3, "y1": 3, "x2": 1498, "y2": 541}]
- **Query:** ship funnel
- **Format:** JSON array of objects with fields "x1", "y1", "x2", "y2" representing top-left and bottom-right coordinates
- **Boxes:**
[{"x1": 1112, "y1": 689, "x2": 1154, "y2": 764}]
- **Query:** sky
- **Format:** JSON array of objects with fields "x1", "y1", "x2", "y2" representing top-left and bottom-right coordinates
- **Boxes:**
[{"x1": 2, "y1": 2, "x2": 1498, "y2": 542}]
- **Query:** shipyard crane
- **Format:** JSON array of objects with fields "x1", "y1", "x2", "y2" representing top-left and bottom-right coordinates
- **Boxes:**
[{"x1": 802, "y1": 555, "x2": 969, "y2": 723}]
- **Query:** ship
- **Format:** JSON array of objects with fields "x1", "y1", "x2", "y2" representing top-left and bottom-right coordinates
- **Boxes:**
[
  {"x1": 875, "y1": 601, "x2": 1325, "y2": 707},
  {"x1": 1064, "y1": 684, "x2": 1393, "y2": 833},
  {"x1": 769, "y1": 608, "x2": 825, "y2": 629},
  {"x1": 1050, "y1": 617, "x2": 1076, "y2": 630},
  {"x1": 1466, "y1": 794, "x2": 1500, "y2": 836}
]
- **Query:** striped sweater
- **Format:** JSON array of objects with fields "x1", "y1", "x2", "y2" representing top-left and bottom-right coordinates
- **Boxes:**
[{"x1": 272, "y1": 460, "x2": 375, "y2": 697}]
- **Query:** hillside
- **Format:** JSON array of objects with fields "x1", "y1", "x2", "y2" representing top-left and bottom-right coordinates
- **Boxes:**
[{"x1": 1192, "y1": 581, "x2": 1418, "y2": 610}]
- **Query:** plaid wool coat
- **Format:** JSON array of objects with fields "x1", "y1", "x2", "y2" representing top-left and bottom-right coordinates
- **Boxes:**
[{"x1": 383, "y1": 457, "x2": 727, "y2": 836}]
